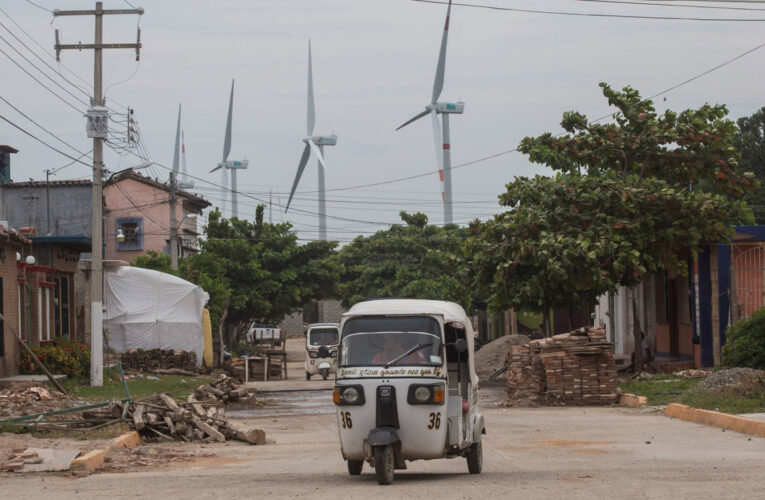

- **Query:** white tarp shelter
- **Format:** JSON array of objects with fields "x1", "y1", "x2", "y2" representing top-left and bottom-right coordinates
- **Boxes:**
[{"x1": 104, "y1": 266, "x2": 209, "y2": 366}]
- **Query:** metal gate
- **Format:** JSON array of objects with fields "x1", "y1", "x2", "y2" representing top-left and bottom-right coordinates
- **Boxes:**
[{"x1": 730, "y1": 243, "x2": 765, "y2": 322}]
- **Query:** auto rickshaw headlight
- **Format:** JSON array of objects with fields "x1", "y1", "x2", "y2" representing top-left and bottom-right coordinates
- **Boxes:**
[
  {"x1": 334, "y1": 384, "x2": 365, "y2": 406},
  {"x1": 413, "y1": 386, "x2": 431, "y2": 402},
  {"x1": 342, "y1": 387, "x2": 360, "y2": 404},
  {"x1": 407, "y1": 383, "x2": 445, "y2": 405}
]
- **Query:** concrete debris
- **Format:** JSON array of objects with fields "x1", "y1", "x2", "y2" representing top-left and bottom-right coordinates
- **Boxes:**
[
  {"x1": 506, "y1": 327, "x2": 618, "y2": 406},
  {"x1": 0, "y1": 385, "x2": 80, "y2": 420},
  {"x1": 0, "y1": 448, "x2": 80, "y2": 472}
]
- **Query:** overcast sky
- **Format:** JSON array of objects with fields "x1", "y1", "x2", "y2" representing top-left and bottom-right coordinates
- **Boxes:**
[{"x1": 2, "y1": 0, "x2": 764, "y2": 243}]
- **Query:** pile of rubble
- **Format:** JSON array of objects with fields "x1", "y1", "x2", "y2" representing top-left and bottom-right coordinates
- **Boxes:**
[
  {"x1": 506, "y1": 327, "x2": 618, "y2": 406},
  {"x1": 0, "y1": 386, "x2": 76, "y2": 420},
  {"x1": 120, "y1": 375, "x2": 264, "y2": 445},
  {"x1": 120, "y1": 349, "x2": 198, "y2": 372}
]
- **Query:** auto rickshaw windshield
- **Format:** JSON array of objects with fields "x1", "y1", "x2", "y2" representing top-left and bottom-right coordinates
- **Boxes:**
[
  {"x1": 339, "y1": 331, "x2": 442, "y2": 367},
  {"x1": 309, "y1": 328, "x2": 339, "y2": 346}
]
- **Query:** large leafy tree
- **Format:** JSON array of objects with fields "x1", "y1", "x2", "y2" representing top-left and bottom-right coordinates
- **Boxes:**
[
  {"x1": 333, "y1": 212, "x2": 473, "y2": 311},
  {"x1": 734, "y1": 107, "x2": 765, "y2": 222},
  {"x1": 469, "y1": 83, "x2": 754, "y2": 357},
  {"x1": 202, "y1": 206, "x2": 339, "y2": 347}
]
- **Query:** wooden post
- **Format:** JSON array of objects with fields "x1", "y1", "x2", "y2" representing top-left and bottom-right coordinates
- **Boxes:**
[{"x1": 0, "y1": 312, "x2": 67, "y2": 395}]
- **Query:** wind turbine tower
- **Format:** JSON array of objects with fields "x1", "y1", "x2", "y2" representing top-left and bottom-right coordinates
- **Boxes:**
[
  {"x1": 210, "y1": 79, "x2": 249, "y2": 219},
  {"x1": 397, "y1": 0, "x2": 463, "y2": 225},
  {"x1": 285, "y1": 40, "x2": 337, "y2": 241}
]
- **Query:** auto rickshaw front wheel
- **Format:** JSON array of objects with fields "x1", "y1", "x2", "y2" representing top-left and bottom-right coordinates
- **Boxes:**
[
  {"x1": 467, "y1": 441, "x2": 483, "y2": 474},
  {"x1": 347, "y1": 459, "x2": 363, "y2": 476},
  {"x1": 373, "y1": 445, "x2": 395, "y2": 485},
  {"x1": 305, "y1": 372, "x2": 311, "y2": 381}
]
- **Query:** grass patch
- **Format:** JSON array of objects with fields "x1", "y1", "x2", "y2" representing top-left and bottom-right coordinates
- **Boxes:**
[
  {"x1": 619, "y1": 375, "x2": 765, "y2": 414},
  {"x1": 61, "y1": 367, "x2": 217, "y2": 402}
]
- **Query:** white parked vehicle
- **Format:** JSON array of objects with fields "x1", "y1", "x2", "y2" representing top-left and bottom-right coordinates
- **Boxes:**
[
  {"x1": 333, "y1": 299, "x2": 485, "y2": 485},
  {"x1": 305, "y1": 323, "x2": 339, "y2": 380},
  {"x1": 246, "y1": 322, "x2": 282, "y2": 347}
]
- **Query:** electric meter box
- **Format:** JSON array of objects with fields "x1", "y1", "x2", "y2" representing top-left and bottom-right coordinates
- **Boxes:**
[{"x1": 86, "y1": 106, "x2": 109, "y2": 139}]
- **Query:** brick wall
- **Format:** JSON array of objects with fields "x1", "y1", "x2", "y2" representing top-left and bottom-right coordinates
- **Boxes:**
[{"x1": 0, "y1": 239, "x2": 28, "y2": 377}]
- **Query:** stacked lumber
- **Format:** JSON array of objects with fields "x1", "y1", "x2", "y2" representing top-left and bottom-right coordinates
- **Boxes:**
[
  {"x1": 506, "y1": 327, "x2": 618, "y2": 406},
  {"x1": 120, "y1": 349, "x2": 198, "y2": 372},
  {"x1": 120, "y1": 375, "x2": 265, "y2": 445}
]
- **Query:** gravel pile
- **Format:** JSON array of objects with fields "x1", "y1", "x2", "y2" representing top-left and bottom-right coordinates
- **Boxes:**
[
  {"x1": 475, "y1": 334, "x2": 530, "y2": 386},
  {"x1": 696, "y1": 368, "x2": 765, "y2": 396}
]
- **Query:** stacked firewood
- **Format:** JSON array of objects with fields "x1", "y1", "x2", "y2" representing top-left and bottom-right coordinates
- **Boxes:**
[
  {"x1": 120, "y1": 376, "x2": 265, "y2": 445},
  {"x1": 506, "y1": 327, "x2": 618, "y2": 406},
  {"x1": 120, "y1": 349, "x2": 198, "y2": 372}
]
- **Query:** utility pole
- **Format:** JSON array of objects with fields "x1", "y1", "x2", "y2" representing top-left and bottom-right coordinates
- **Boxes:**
[
  {"x1": 53, "y1": 2, "x2": 143, "y2": 386},
  {"x1": 169, "y1": 172, "x2": 179, "y2": 269}
]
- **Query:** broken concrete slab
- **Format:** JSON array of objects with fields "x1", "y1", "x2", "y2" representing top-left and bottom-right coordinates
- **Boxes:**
[{"x1": 18, "y1": 448, "x2": 79, "y2": 472}]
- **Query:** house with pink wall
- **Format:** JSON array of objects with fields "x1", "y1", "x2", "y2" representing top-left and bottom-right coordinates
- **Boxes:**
[{"x1": 104, "y1": 169, "x2": 210, "y2": 262}]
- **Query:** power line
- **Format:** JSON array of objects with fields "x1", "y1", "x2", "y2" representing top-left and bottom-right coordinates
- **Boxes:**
[
  {"x1": 412, "y1": 0, "x2": 765, "y2": 20},
  {"x1": 24, "y1": 0, "x2": 52, "y2": 13},
  {"x1": 0, "y1": 8, "x2": 128, "y2": 113},
  {"x1": 0, "y1": 95, "x2": 92, "y2": 158},
  {"x1": 0, "y1": 113, "x2": 91, "y2": 166},
  {"x1": 573, "y1": 0, "x2": 765, "y2": 10}
]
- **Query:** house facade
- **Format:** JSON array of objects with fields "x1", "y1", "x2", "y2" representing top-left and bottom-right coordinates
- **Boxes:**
[{"x1": 104, "y1": 169, "x2": 210, "y2": 263}]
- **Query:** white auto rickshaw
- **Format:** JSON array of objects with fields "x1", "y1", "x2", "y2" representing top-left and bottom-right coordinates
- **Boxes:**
[
  {"x1": 333, "y1": 299, "x2": 485, "y2": 485},
  {"x1": 305, "y1": 323, "x2": 340, "y2": 380}
]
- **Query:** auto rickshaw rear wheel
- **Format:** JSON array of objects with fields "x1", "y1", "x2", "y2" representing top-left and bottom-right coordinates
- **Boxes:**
[
  {"x1": 347, "y1": 459, "x2": 363, "y2": 475},
  {"x1": 467, "y1": 441, "x2": 482, "y2": 474},
  {"x1": 373, "y1": 445, "x2": 395, "y2": 485}
]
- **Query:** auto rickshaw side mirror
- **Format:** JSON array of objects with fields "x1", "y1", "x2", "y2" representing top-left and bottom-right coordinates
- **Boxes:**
[{"x1": 451, "y1": 338, "x2": 467, "y2": 353}]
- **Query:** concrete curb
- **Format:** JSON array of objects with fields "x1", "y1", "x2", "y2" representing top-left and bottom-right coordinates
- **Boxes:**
[
  {"x1": 70, "y1": 431, "x2": 141, "y2": 473},
  {"x1": 665, "y1": 403, "x2": 765, "y2": 438},
  {"x1": 619, "y1": 393, "x2": 647, "y2": 408}
]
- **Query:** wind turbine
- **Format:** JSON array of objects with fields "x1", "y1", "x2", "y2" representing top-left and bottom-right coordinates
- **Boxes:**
[
  {"x1": 397, "y1": 0, "x2": 463, "y2": 225},
  {"x1": 210, "y1": 79, "x2": 248, "y2": 219},
  {"x1": 285, "y1": 40, "x2": 337, "y2": 242},
  {"x1": 171, "y1": 104, "x2": 194, "y2": 190}
]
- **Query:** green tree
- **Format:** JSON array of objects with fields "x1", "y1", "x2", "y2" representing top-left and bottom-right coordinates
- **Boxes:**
[
  {"x1": 734, "y1": 107, "x2": 765, "y2": 223},
  {"x1": 132, "y1": 206, "x2": 339, "y2": 352},
  {"x1": 202, "y1": 206, "x2": 339, "y2": 347},
  {"x1": 469, "y1": 83, "x2": 754, "y2": 365},
  {"x1": 333, "y1": 211, "x2": 473, "y2": 311}
]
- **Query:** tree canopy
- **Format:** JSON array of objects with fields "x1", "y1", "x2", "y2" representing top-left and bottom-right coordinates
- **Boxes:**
[
  {"x1": 469, "y1": 83, "x2": 755, "y2": 333},
  {"x1": 734, "y1": 107, "x2": 765, "y2": 223},
  {"x1": 332, "y1": 211, "x2": 473, "y2": 311}
]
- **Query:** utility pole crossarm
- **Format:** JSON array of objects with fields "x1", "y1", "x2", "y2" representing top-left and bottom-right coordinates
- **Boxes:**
[
  {"x1": 53, "y1": 8, "x2": 144, "y2": 16},
  {"x1": 55, "y1": 43, "x2": 141, "y2": 50}
]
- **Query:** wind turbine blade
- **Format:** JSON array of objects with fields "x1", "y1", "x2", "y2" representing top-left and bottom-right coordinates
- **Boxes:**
[
  {"x1": 223, "y1": 79, "x2": 234, "y2": 162},
  {"x1": 431, "y1": 109, "x2": 445, "y2": 193},
  {"x1": 307, "y1": 40, "x2": 315, "y2": 136},
  {"x1": 431, "y1": 0, "x2": 452, "y2": 104},
  {"x1": 286, "y1": 143, "x2": 311, "y2": 212},
  {"x1": 307, "y1": 140, "x2": 327, "y2": 171},
  {"x1": 209, "y1": 164, "x2": 223, "y2": 174},
  {"x1": 396, "y1": 109, "x2": 430, "y2": 131},
  {"x1": 172, "y1": 104, "x2": 181, "y2": 175}
]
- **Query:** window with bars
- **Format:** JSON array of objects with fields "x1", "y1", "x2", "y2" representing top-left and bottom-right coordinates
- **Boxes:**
[{"x1": 116, "y1": 217, "x2": 143, "y2": 251}]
